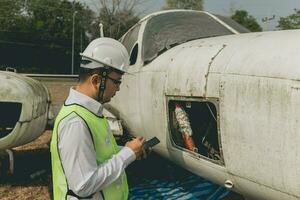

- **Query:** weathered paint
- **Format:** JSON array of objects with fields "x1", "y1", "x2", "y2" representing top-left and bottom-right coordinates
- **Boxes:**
[
  {"x1": 165, "y1": 44, "x2": 226, "y2": 97},
  {"x1": 26, "y1": 74, "x2": 78, "y2": 125},
  {"x1": 0, "y1": 71, "x2": 50, "y2": 149},
  {"x1": 108, "y1": 10, "x2": 300, "y2": 200},
  {"x1": 220, "y1": 76, "x2": 300, "y2": 198}
]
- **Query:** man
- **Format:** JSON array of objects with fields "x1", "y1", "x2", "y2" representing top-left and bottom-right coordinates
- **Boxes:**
[{"x1": 50, "y1": 37, "x2": 145, "y2": 200}]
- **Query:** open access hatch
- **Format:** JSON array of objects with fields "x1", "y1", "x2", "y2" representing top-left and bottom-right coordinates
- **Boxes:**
[
  {"x1": 168, "y1": 98, "x2": 224, "y2": 165},
  {"x1": 0, "y1": 102, "x2": 22, "y2": 139}
]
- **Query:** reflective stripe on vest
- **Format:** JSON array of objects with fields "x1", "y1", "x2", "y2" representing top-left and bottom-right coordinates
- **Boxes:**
[{"x1": 50, "y1": 104, "x2": 129, "y2": 200}]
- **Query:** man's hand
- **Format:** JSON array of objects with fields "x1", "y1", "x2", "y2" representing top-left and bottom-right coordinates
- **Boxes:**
[{"x1": 125, "y1": 137, "x2": 146, "y2": 160}]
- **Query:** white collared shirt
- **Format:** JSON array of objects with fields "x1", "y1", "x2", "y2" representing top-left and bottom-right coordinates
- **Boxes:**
[{"x1": 57, "y1": 88, "x2": 136, "y2": 200}]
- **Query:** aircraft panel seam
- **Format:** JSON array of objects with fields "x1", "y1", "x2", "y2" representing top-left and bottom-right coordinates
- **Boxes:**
[
  {"x1": 210, "y1": 72, "x2": 300, "y2": 82},
  {"x1": 204, "y1": 45, "x2": 227, "y2": 97}
]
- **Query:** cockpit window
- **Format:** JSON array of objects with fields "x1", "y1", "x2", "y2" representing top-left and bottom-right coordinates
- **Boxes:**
[
  {"x1": 142, "y1": 12, "x2": 236, "y2": 64},
  {"x1": 215, "y1": 15, "x2": 250, "y2": 33},
  {"x1": 121, "y1": 24, "x2": 141, "y2": 65}
]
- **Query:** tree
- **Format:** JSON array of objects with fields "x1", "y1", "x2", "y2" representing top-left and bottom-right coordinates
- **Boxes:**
[
  {"x1": 0, "y1": 0, "x2": 96, "y2": 73},
  {"x1": 92, "y1": 0, "x2": 140, "y2": 39},
  {"x1": 231, "y1": 10, "x2": 262, "y2": 32},
  {"x1": 0, "y1": 0, "x2": 143, "y2": 73},
  {"x1": 0, "y1": 0, "x2": 29, "y2": 42},
  {"x1": 277, "y1": 9, "x2": 300, "y2": 30},
  {"x1": 163, "y1": 0, "x2": 203, "y2": 10}
]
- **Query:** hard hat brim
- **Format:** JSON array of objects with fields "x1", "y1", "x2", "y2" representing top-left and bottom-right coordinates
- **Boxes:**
[
  {"x1": 80, "y1": 53, "x2": 119, "y2": 70},
  {"x1": 80, "y1": 53, "x2": 133, "y2": 75}
]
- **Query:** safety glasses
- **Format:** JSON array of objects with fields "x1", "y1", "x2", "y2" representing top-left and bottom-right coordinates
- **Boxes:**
[{"x1": 107, "y1": 76, "x2": 122, "y2": 86}]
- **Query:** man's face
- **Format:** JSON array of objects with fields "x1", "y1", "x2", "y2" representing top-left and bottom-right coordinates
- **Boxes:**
[{"x1": 100, "y1": 71, "x2": 123, "y2": 103}]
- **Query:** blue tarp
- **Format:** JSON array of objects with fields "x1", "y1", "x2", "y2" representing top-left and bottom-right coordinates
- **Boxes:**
[{"x1": 127, "y1": 153, "x2": 229, "y2": 200}]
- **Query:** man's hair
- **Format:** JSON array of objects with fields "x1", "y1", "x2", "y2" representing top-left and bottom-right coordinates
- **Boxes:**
[{"x1": 79, "y1": 67, "x2": 124, "y2": 82}]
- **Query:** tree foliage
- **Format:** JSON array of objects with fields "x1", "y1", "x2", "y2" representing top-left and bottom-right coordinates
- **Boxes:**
[
  {"x1": 0, "y1": 0, "x2": 96, "y2": 73},
  {"x1": 231, "y1": 10, "x2": 262, "y2": 32},
  {"x1": 277, "y1": 9, "x2": 300, "y2": 30},
  {"x1": 164, "y1": 0, "x2": 203, "y2": 10},
  {"x1": 91, "y1": 0, "x2": 140, "y2": 39},
  {"x1": 0, "y1": 0, "x2": 144, "y2": 73}
]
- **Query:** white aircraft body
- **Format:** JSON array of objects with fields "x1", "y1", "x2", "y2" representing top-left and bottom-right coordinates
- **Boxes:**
[
  {"x1": 1, "y1": 9, "x2": 300, "y2": 200},
  {"x1": 105, "y1": 10, "x2": 300, "y2": 200}
]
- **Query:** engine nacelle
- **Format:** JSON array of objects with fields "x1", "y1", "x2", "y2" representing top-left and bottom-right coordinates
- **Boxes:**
[{"x1": 0, "y1": 71, "x2": 50, "y2": 150}]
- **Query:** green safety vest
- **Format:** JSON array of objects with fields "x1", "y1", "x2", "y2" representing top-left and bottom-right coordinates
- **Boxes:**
[{"x1": 50, "y1": 104, "x2": 129, "y2": 200}]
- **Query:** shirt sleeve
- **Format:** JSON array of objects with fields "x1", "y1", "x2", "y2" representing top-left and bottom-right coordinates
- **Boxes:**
[{"x1": 57, "y1": 114, "x2": 136, "y2": 197}]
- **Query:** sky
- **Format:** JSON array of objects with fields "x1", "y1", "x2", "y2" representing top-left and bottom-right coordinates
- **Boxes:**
[
  {"x1": 83, "y1": 0, "x2": 300, "y2": 31},
  {"x1": 137, "y1": 0, "x2": 300, "y2": 31}
]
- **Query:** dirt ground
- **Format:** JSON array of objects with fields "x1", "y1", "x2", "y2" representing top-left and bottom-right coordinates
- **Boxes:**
[{"x1": 0, "y1": 131, "x2": 52, "y2": 200}]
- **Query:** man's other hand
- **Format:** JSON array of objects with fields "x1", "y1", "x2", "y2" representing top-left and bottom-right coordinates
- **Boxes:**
[{"x1": 125, "y1": 137, "x2": 146, "y2": 160}]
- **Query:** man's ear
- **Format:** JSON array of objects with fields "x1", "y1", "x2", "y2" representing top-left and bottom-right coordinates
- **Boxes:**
[{"x1": 90, "y1": 74, "x2": 100, "y2": 88}]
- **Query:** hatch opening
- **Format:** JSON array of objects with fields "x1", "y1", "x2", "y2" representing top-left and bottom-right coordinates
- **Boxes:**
[
  {"x1": 168, "y1": 100, "x2": 223, "y2": 164},
  {"x1": 0, "y1": 102, "x2": 22, "y2": 138}
]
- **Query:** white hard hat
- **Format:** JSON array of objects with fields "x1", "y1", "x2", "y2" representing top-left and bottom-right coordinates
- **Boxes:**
[{"x1": 80, "y1": 37, "x2": 130, "y2": 73}]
